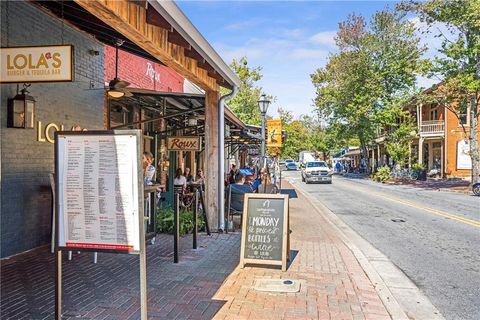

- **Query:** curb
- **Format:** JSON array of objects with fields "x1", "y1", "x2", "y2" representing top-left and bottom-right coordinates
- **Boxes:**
[{"x1": 286, "y1": 179, "x2": 445, "y2": 320}]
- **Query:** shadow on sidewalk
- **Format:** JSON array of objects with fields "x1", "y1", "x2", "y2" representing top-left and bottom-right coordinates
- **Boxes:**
[
  {"x1": 280, "y1": 188, "x2": 298, "y2": 198},
  {"x1": 0, "y1": 233, "x2": 240, "y2": 320}
]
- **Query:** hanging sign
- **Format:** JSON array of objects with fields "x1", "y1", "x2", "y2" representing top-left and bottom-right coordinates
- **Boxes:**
[
  {"x1": 240, "y1": 194, "x2": 290, "y2": 271},
  {"x1": 55, "y1": 130, "x2": 143, "y2": 252},
  {"x1": 0, "y1": 45, "x2": 74, "y2": 83},
  {"x1": 167, "y1": 136, "x2": 201, "y2": 151},
  {"x1": 267, "y1": 119, "x2": 282, "y2": 147}
]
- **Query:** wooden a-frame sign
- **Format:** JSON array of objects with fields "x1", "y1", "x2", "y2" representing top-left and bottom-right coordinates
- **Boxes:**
[{"x1": 240, "y1": 193, "x2": 290, "y2": 271}]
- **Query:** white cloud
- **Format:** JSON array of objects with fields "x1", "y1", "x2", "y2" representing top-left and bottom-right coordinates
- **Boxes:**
[
  {"x1": 224, "y1": 19, "x2": 261, "y2": 31},
  {"x1": 309, "y1": 31, "x2": 337, "y2": 47},
  {"x1": 290, "y1": 48, "x2": 330, "y2": 60},
  {"x1": 213, "y1": 30, "x2": 334, "y2": 118}
]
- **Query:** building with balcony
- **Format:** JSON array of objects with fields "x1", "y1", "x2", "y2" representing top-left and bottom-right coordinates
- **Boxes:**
[{"x1": 372, "y1": 84, "x2": 476, "y2": 179}]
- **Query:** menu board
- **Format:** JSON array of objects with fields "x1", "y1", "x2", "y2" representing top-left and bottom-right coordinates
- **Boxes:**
[
  {"x1": 56, "y1": 131, "x2": 142, "y2": 253},
  {"x1": 240, "y1": 194, "x2": 289, "y2": 271}
]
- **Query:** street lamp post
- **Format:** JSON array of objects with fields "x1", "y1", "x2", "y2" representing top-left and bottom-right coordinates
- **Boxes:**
[{"x1": 258, "y1": 93, "x2": 271, "y2": 168}]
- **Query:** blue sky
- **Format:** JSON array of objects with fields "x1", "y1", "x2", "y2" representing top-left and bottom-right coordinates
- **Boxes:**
[{"x1": 177, "y1": 1, "x2": 441, "y2": 118}]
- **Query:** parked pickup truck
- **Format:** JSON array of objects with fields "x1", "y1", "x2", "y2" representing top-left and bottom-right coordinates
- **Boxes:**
[{"x1": 301, "y1": 161, "x2": 333, "y2": 184}]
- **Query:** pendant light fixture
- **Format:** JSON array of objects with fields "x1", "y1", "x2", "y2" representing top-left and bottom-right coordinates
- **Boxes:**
[{"x1": 107, "y1": 39, "x2": 132, "y2": 98}]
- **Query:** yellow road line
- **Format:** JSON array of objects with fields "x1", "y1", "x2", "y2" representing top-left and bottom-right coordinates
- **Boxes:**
[{"x1": 341, "y1": 182, "x2": 480, "y2": 228}]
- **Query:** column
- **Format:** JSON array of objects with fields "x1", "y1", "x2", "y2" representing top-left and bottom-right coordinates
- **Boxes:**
[
  {"x1": 441, "y1": 140, "x2": 444, "y2": 178},
  {"x1": 428, "y1": 141, "x2": 433, "y2": 170},
  {"x1": 418, "y1": 137, "x2": 424, "y2": 165},
  {"x1": 205, "y1": 90, "x2": 220, "y2": 231},
  {"x1": 377, "y1": 145, "x2": 381, "y2": 167},
  {"x1": 190, "y1": 152, "x2": 196, "y2": 177}
]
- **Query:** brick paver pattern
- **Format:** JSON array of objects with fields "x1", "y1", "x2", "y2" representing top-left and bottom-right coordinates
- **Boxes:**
[
  {"x1": 1, "y1": 180, "x2": 391, "y2": 320},
  {"x1": 212, "y1": 181, "x2": 390, "y2": 320},
  {"x1": 1, "y1": 233, "x2": 239, "y2": 320}
]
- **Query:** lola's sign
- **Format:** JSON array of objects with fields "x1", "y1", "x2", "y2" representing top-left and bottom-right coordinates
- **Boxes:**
[
  {"x1": 167, "y1": 136, "x2": 201, "y2": 151},
  {"x1": 1, "y1": 45, "x2": 74, "y2": 83}
]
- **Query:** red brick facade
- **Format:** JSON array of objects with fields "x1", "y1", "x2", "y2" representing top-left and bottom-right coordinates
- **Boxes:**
[{"x1": 104, "y1": 45, "x2": 184, "y2": 92}]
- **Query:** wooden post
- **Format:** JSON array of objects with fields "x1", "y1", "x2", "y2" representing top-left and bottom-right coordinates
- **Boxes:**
[{"x1": 204, "y1": 90, "x2": 219, "y2": 231}]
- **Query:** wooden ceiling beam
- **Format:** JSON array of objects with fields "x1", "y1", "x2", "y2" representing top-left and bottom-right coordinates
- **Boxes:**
[
  {"x1": 74, "y1": 0, "x2": 219, "y2": 92},
  {"x1": 168, "y1": 29, "x2": 191, "y2": 49},
  {"x1": 146, "y1": 5, "x2": 172, "y2": 31}
]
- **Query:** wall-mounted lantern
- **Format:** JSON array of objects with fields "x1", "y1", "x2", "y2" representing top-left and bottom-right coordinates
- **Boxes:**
[
  {"x1": 7, "y1": 84, "x2": 35, "y2": 129},
  {"x1": 187, "y1": 117, "x2": 198, "y2": 127}
]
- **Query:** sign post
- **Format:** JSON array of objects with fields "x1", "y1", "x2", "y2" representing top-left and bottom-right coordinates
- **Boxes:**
[
  {"x1": 240, "y1": 194, "x2": 289, "y2": 271},
  {"x1": 54, "y1": 130, "x2": 146, "y2": 319}
]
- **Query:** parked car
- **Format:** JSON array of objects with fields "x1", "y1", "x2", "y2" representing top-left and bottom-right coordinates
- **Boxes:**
[
  {"x1": 286, "y1": 162, "x2": 298, "y2": 171},
  {"x1": 301, "y1": 161, "x2": 333, "y2": 184}
]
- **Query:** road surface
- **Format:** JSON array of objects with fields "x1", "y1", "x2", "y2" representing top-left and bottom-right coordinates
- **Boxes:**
[{"x1": 283, "y1": 170, "x2": 480, "y2": 320}]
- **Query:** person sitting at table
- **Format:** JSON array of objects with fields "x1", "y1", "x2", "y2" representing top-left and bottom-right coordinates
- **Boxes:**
[
  {"x1": 185, "y1": 167, "x2": 194, "y2": 183},
  {"x1": 228, "y1": 164, "x2": 236, "y2": 184},
  {"x1": 256, "y1": 167, "x2": 272, "y2": 192},
  {"x1": 173, "y1": 168, "x2": 187, "y2": 192},
  {"x1": 195, "y1": 169, "x2": 205, "y2": 184},
  {"x1": 143, "y1": 151, "x2": 156, "y2": 186},
  {"x1": 228, "y1": 172, "x2": 253, "y2": 211}
]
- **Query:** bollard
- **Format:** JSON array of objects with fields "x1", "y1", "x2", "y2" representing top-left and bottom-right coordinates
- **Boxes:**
[
  {"x1": 199, "y1": 189, "x2": 210, "y2": 235},
  {"x1": 174, "y1": 193, "x2": 179, "y2": 263},
  {"x1": 193, "y1": 191, "x2": 198, "y2": 249}
]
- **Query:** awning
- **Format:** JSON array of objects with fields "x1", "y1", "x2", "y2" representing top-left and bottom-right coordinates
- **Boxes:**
[
  {"x1": 108, "y1": 89, "x2": 259, "y2": 148},
  {"x1": 34, "y1": 0, "x2": 240, "y2": 91}
]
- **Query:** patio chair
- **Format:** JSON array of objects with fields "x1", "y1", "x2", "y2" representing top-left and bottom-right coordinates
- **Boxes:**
[
  {"x1": 257, "y1": 183, "x2": 278, "y2": 194},
  {"x1": 173, "y1": 185, "x2": 194, "y2": 209},
  {"x1": 225, "y1": 186, "x2": 245, "y2": 233}
]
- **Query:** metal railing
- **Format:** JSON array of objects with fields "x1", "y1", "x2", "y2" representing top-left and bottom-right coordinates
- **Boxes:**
[{"x1": 420, "y1": 120, "x2": 444, "y2": 135}]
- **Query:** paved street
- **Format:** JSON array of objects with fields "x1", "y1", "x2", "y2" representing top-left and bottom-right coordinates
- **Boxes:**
[{"x1": 283, "y1": 170, "x2": 480, "y2": 320}]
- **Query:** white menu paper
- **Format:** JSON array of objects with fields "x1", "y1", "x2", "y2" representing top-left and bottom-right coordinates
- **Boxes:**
[{"x1": 57, "y1": 134, "x2": 140, "y2": 251}]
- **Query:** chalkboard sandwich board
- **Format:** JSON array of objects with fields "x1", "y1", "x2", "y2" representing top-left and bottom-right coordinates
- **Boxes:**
[{"x1": 240, "y1": 193, "x2": 290, "y2": 271}]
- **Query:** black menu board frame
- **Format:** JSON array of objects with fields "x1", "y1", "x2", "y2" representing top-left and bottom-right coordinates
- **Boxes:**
[{"x1": 240, "y1": 193, "x2": 290, "y2": 271}]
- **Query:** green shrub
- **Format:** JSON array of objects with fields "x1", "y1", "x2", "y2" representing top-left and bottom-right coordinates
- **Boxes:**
[
  {"x1": 374, "y1": 166, "x2": 391, "y2": 183},
  {"x1": 156, "y1": 207, "x2": 205, "y2": 236},
  {"x1": 411, "y1": 162, "x2": 425, "y2": 172}
]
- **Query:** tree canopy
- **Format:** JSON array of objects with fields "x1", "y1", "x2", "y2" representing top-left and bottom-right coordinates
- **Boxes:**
[{"x1": 311, "y1": 9, "x2": 426, "y2": 170}]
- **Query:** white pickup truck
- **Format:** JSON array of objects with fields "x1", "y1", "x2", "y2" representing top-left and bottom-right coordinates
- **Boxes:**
[{"x1": 301, "y1": 161, "x2": 333, "y2": 184}]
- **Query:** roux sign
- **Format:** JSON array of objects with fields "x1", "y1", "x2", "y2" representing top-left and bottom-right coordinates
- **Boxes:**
[
  {"x1": 167, "y1": 136, "x2": 201, "y2": 151},
  {"x1": 0, "y1": 45, "x2": 74, "y2": 83}
]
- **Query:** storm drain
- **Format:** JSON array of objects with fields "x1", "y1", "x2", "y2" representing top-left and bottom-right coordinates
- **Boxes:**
[{"x1": 254, "y1": 279, "x2": 301, "y2": 293}]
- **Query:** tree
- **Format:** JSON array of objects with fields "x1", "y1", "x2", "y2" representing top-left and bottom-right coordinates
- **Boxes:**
[
  {"x1": 279, "y1": 114, "x2": 312, "y2": 159},
  {"x1": 404, "y1": 0, "x2": 480, "y2": 184},
  {"x1": 383, "y1": 105, "x2": 417, "y2": 166},
  {"x1": 223, "y1": 57, "x2": 263, "y2": 125},
  {"x1": 311, "y1": 9, "x2": 426, "y2": 173}
]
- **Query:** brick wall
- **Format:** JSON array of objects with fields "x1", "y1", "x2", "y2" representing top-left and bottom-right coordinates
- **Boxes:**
[
  {"x1": 0, "y1": 1, "x2": 105, "y2": 258},
  {"x1": 104, "y1": 45, "x2": 184, "y2": 93},
  {"x1": 445, "y1": 107, "x2": 477, "y2": 178}
]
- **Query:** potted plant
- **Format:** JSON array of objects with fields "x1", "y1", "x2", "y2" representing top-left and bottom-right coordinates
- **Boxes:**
[{"x1": 411, "y1": 163, "x2": 426, "y2": 181}]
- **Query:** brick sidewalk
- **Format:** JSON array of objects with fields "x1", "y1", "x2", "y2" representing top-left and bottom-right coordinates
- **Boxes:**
[
  {"x1": 1, "y1": 180, "x2": 392, "y2": 320},
  {"x1": 212, "y1": 180, "x2": 391, "y2": 320},
  {"x1": 1, "y1": 233, "x2": 240, "y2": 320}
]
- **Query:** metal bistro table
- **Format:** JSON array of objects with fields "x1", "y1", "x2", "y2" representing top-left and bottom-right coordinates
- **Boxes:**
[{"x1": 144, "y1": 184, "x2": 165, "y2": 244}]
